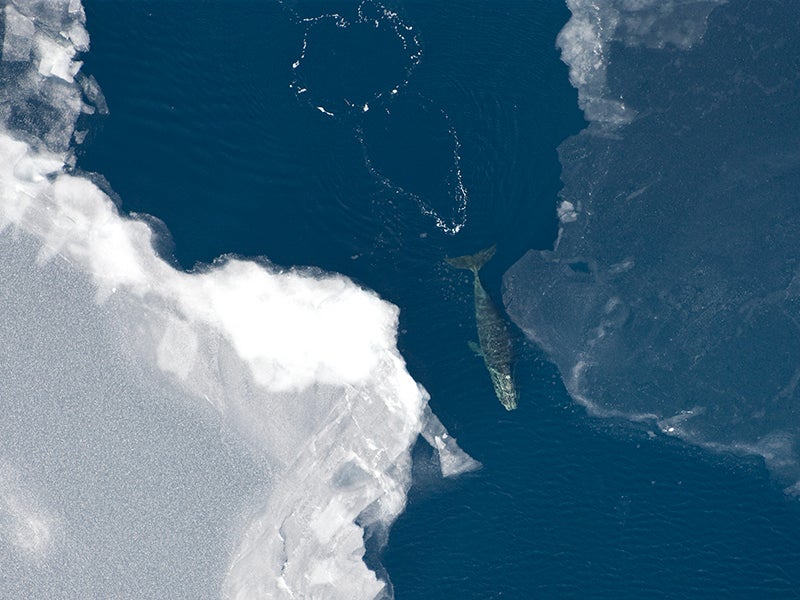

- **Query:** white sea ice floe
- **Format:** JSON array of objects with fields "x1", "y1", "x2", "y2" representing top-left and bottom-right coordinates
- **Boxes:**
[
  {"x1": 2, "y1": 5, "x2": 35, "y2": 62},
  {"x1": 0, "y1": 93, "x2": 475, "y2": 600},
  {"x1": 0, "y1": 1, "x2": 477, "y2": 596}
]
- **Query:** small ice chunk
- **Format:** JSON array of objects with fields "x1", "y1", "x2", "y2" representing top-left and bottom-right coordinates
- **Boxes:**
[
  {"x1": 36, "y1": 36, "x2": 81, "y2": 82},
  {"x1": 78, "y1": 74, "x2": 109, "y2": 114},
  {"x1": 557, "y1": 200, "x2": 579, "y2": 223},
  {"x1": 64, "y1": 21, "x2": 90, "y2": 52},
  {"x1": 420, "y1": 405, "x2": 481, "y2": 477},
  {"x1": 67, "y1": 0, "x2": 84, "y2": 16}
]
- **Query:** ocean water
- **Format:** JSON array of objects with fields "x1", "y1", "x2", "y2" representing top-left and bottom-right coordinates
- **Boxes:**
[{"x1": 2, "y1": 0, "x2": 800, "y2": 597}]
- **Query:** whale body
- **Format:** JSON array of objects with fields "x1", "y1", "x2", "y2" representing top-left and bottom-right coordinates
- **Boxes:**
[{"x1": 446, "y1": 245, "x2": 517, "y2": 410}]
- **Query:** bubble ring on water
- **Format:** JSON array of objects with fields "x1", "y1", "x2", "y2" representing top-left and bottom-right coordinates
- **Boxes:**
[
  {"x1": 282, "y1": 1, "x2": 467, "y2": 235},
  {"x1": 284, "y1": 0, "x2": 423, "y2": 119},
  {"x1": 355, "y1": 94, "x2": 468, "y2": 236}
]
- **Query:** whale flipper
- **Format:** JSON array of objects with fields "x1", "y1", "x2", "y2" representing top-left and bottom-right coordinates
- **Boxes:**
[
  {"x1": 468, "y1": 340, "x2": 483, "y2": 357},
  {"x1": 445, "y1": 245, "x2": 497, "y2": 273}
]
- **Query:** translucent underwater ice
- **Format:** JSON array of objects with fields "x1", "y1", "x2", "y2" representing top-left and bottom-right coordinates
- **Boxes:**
[{"x1": 505, "y1": 0, "x2": 800, "y2": 488}]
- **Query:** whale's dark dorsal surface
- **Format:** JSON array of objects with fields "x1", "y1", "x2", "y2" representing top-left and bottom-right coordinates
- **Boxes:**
[{"x1": 446, "y1": 245, "x2": 517, "y2": 410}]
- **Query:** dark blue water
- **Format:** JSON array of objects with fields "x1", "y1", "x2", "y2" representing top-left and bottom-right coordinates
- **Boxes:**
[{"x1": 79, "y1": 1, "x2": 800, "y2": 597}]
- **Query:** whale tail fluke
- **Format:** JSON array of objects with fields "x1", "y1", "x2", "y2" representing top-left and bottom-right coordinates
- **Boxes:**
[{"x1": 445, "y1": 245, "x2": 497, "y2": 273}]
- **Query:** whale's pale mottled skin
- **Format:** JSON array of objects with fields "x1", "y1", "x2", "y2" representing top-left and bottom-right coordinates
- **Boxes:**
[{"x1": 446, "y1": 245, "x2": 517, "y2": 410}]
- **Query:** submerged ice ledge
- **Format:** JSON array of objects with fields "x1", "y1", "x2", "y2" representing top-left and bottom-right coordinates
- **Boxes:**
[
  {"x1": 507, "y1": 0, "x2": 800, "y2": 489},
  {"x1": 558, "y1": 0, "x2": 725, "y2": 128},
  {"x1": 0, "y1": 1, "x2": 478, "y2": 596}
]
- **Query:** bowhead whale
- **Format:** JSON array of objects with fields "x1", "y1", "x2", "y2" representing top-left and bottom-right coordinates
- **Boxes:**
[{"x1": 446, "y1": 245, "x2": 517, "y2": 410}]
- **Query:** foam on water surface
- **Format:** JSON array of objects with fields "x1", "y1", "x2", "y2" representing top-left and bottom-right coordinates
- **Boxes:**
[{"x1": 0, "y1": 1, "x2": 477, "y2": 597}]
